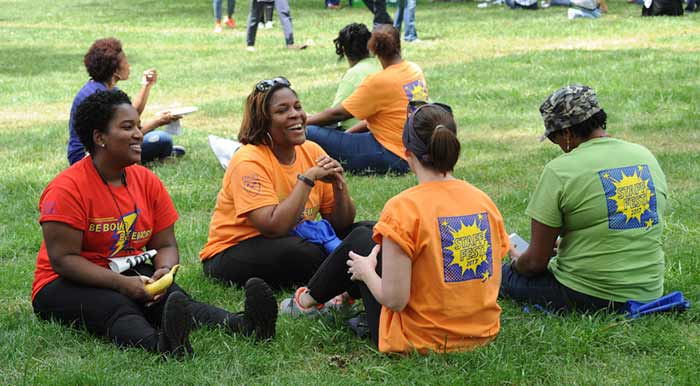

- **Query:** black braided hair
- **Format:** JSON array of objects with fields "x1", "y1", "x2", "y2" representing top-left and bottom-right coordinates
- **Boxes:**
[{"x1": 333, "y1": 23, "x2": 372, "y2": 63}]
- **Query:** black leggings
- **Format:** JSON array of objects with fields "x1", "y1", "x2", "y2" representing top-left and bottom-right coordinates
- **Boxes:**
[
  {"x1": 32, "y1": 264, "x2": 242, "y2": 352},
  {"x1": 305, "y1": 226, "x2": 383, "y2": 347},
  {"x1": 203, "y1": 221, "x2": 377, "y2": 289}
]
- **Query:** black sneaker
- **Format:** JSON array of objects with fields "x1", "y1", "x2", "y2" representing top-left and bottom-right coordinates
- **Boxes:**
[
  {"x1": 157, "y1": 291, "x2": 194, "y2": 359},
  {"x1": 243, "y1": 277, "x2": 278, "y2": 341}
]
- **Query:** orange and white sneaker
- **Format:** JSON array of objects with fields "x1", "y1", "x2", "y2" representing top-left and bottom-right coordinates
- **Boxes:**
[
  {"x1": 224, "y1": 17, "x2": 235, "y2": 28},
  {"x1": 213, "y1": 23, "x2": 223, "y2": 33}
]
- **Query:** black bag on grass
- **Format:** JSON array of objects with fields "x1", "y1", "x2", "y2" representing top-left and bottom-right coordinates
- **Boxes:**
[{"x1": 642, "y1": 0, "x2": 683, "y2": 16}]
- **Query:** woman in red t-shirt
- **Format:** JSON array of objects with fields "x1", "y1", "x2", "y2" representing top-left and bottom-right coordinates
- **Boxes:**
[{"x1": 32, "y1": 90, "x2": 278, "y2": 358}]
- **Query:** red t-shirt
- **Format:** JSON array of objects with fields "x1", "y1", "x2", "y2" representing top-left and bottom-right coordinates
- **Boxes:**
[{"x1": 31, "y1": 156, "x2": 179, "y2": 301}]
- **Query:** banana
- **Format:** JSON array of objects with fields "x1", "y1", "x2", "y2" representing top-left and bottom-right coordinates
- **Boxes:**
[{"x1": 144, "y1": 264, "x2": 180, "y2": 296}]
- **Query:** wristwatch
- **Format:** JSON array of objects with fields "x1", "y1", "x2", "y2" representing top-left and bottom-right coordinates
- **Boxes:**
[{"x1": 297, "y1": 174, "x2": 315, "y2": 187}]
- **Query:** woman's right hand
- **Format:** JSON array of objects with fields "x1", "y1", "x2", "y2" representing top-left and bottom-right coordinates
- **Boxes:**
[{"x1": 117, "y1": 275, "x2": 153, "y2": 302}]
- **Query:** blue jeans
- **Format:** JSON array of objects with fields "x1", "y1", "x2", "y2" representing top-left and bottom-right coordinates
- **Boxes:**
[
  {"x1": 500, "y1": 263, "x2": 623, "y2": 312},
  {"x1": 141, "y1": 131, "x2": 174, "y2": 163},
  {"x1": 305, "y1": 126, "x2": 409, "y2": 175},
  {"x1": 214, "y1": 0, "x2": 236, "y2": 20},
  {"x1": 393, "y1": 0, "x2": 417, "y2": 41}
]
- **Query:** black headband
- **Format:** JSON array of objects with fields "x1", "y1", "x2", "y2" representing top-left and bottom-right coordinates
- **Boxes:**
[{"x1": 402, "y1": 101, "x2": 454, "y2": 162}]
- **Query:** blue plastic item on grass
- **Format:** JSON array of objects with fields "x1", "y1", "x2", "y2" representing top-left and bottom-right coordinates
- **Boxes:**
[
  {"x1": 624, "y1": 291, "x2": 690, "y2": 319},
  {"x1": 291, "y1": 220, "x2": 342, "y2": 253}
]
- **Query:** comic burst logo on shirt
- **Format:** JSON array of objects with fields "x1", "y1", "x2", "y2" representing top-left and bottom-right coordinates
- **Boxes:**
[
  {"x1": 110, "y1": 209, "x2": 139, "y2": 257},
  {"x1": 402, "y1": 79, "x2": 428, "y2": 103},
  {"x1": 242, "y1": 173, "x2": 262, "y2": 195},
  {"x1": 439, "y1": 213, "x2": 493, "y2": 283},
  {"x1": 598, "y1": 164, "x2": 658, "y2": 230}
]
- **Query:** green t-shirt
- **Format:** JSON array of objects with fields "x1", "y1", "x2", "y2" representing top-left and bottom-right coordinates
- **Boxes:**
[
  {"x1": 526, "y1": 137, "x2": 668, "y2": 302},
  {"x1": 332, "y1": 58, "x2": 381, "y2": 129}
]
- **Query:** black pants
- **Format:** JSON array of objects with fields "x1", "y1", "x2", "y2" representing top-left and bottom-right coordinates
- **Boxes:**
[
  {"x1": 362, "y1": 0, "x2": 393, "y2": 25},
  {"x1": 203, "y1": 221, "x2": 377, "y2": 289},
  {"x1": 305, "y1": 226, "x2": 383, "y2": 347},
  {"x1": 499, "y1": 263, "x2": 624, "y2": 313},
  {"x1": 32, "y1": 264, "x2": 242, "y2": 352}
]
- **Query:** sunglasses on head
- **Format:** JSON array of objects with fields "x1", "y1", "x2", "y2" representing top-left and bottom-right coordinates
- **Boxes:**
[
  {"x1": 405, "y1": 100, "x2": 454, "y2": 129},
  {"x1": 255, "y1": 77, "x2": 291, "y2": 92}
]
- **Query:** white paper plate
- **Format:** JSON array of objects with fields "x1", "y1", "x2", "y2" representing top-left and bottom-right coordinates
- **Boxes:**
[{"x1": 159, "y1": 106, "x2": 198, "y2": 116}]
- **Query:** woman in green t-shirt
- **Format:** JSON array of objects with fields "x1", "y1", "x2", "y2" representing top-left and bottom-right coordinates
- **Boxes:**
[{"x1": 501, "y1": 85, "x2": 668, "y2": 312}]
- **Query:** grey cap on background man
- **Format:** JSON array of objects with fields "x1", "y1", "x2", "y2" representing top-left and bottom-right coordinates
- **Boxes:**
[{"x1": 539, "y1": 84, "x2": 601, "y2": 141}]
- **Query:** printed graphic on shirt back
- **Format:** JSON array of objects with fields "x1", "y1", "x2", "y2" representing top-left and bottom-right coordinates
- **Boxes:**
[
  {"x1": 598, "y1": 164, "x2": 658, "y2": 230},
  {"x1": 439, "y1": 212, "x2": 493, "y2": 283},
  {"x1": 402, "y1": 79, "x2": 428, "y2": 104}
]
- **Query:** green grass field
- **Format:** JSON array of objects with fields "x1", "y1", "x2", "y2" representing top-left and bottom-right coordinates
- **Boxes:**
[{"x1": 1, "y1": 0, "x2": 699, "y2": 383}]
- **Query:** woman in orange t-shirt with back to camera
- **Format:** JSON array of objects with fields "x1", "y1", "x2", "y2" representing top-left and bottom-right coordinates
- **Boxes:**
[
  {"x1": 281, "y1": 102, "x2": 509, "y2": 354},
  {"x1": 304, "y1": 24, "x2": 428, "y2": 175}
]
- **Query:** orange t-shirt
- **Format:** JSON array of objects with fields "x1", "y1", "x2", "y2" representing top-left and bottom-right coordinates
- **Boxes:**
[
  {"x1": 32, "y1": 156, "x2": 179, "y2": 301},
  {"x1": 341, "y1": 60, "x2": 428, "y2": 160},
  {"x1": 372, "y1": 179, "x2": 509, "y2": 354},
  {"x1": 199, "y1": 142, "x2": 336, "y2": 260}
]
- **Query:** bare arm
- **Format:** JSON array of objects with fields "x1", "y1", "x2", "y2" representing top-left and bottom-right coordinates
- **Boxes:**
[
  {"x1": 307, "y1": 105, "x2": 354, "y2": 127},
  {"x1": 146, "y1": 225, "x2": 179, "y2": 281},
  {"x1": 247, "y1": 162, "x2": 343, "y2": 238},
  {"x1": 318, "y1": 156, "x2": 355, "y2": 231},
  {"x1": 42, "y1": 221, "x2": 152, "y2": 301},
  {"x1": 132, "y1": 69, "x2": 157, "y2": 115},
  {"x1": 139, "y1": 113, "x2": 181, "y2": 135},
  {"x1": 345, "y1": 120, "x2": 369, "y2": 133},
  {"x1": 510, "y1": 219, "x2": 560, "y2": 276},
  {"x1": 348, "y1": 238, "x2": 412, "y2": 312}
]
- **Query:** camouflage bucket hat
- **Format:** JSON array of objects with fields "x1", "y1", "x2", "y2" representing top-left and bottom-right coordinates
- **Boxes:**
[{"x1": 539, "y1": 84, "x2": 601, "y2": 141}]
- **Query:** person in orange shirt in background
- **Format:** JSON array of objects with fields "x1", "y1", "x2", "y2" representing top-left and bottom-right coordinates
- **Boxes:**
[
  {"x1": 281, "y1": 102, "x2": 508, "y2": 353},
  {"x1": 200, "y1": 77, "x2": 357, "y2": 288},
  {"x1": 305, "y1": 25, "x2": 428, "y2": 175}
]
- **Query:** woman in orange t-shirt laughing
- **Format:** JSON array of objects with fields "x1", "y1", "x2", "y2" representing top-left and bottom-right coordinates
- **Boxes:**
[
  {"x1": 281, "y1": 102, "x2": 509, "y2": 353},
  {"x1": 200, "y1": 78, "x2": 357, "y2": 288}
]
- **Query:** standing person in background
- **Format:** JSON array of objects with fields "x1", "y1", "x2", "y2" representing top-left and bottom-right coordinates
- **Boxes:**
[
  {"x1": 362, "y1": 0, "x2": 393, "y2": 26},
  {"x1": 213, "y1": 0, "x2": 236, "y2": 33},
  {"x1": 394, "y1": 0, "x2": 419, "y2": 43},
  {"x1": 246, "y1": 0, "x2": 307, "y2": 51},
  {"x1": 67, "y1": 38, "x2": 185, "y2": 166}
]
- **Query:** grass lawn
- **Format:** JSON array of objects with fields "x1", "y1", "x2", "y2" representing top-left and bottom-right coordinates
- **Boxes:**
[{"x1": 1, "y1": 0, "x2": 699, "y2": 383}]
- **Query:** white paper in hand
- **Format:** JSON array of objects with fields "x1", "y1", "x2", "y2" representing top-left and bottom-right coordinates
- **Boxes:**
[
  {"x1": 509, "y1": 233, "x2": 529, "y2": 255},
  {"x1": 108, "y1": 250, "x2": 158, "y2": 273}
]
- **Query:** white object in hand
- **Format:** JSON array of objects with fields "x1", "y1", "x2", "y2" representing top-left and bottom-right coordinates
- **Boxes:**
[
  {"x1": 508, "y1": 233, "x2": 529, "y2": 255},
  {"x1": 108, "y1": 249, "x2": 158, "y2": 273}
]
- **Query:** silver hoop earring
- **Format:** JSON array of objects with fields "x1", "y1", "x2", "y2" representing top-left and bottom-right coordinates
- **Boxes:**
[
  {"x1": 266, "y1": 132, "x2": 274, "y2": 148},
  {"x1": 100, "y1": 143, "x2": 106, "y2": 148}
]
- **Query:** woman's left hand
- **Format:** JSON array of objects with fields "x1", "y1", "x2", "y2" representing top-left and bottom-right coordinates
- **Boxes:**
[
  {"x1": 316, "y1": 156, "x2": 344, "y2": 184},
  {"x1": 145, "y1": 267, "x2": 171, "y2": 305},
  {"x1": 347, "y1": 245, "x2": 380, "y2": 282},
  {"x1": 142, "y1": 68, "x2": 158, "y2": 86}
]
